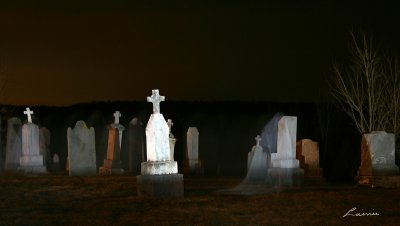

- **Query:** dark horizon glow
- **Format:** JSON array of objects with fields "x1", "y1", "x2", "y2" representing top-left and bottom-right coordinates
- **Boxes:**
[{"x1": 0, "y1": 1, "x2": 399, "y2": 106}]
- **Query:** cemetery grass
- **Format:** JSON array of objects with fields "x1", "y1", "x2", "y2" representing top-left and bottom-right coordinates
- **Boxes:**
[{"x1": 0, "y1": 173, "x2": 399, "y2": 226}]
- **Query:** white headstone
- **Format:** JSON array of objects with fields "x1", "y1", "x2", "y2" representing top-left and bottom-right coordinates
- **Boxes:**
[
  {"x1": 19, "y1": 122, "x2": 46, "y2": 173},
  {"x1": 186, "y1": 127, "x2": 199, "y2": 170},
  {"x1": 271, "y1": 116, "x2": 299, "y2": 168},
  {"x1": 145, "y1": 89, "x2": 171, "y2": 162},
  {"x1": 142, "y1": 89, "x2": 177, "y2": 175},
  {"x1": 67, "y1": 121, "x2": 97, "y2": 176}
]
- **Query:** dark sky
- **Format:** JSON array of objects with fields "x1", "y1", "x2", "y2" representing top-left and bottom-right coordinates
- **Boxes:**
[{"x1": 0, "y1": 0, "x2": 399, "y2": 106}]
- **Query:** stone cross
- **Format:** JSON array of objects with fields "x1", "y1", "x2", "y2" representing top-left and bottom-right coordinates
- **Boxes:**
[
  {"x1": 255, "y1": 135, "x2": 261, "y2": 147},
  {"x1": 147, "y1": 89, "x2": 165, "y2": 114},
  {"x1": 113, "y1": 111, "x2": 121, "y2": 124},
  {"x1": 24, "y1": 107, "x2": 34, "y2": 123}
]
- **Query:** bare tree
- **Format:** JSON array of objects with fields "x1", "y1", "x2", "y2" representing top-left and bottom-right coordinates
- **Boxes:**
[{"x1": 331, "y1": 31, "x2": 400, "y2": 135}]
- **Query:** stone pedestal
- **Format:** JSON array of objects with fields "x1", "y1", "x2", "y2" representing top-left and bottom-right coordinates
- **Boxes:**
[
  {"x1": 137, "y1": 174, "x2": 184, "y2": 198},
  {"x1": 268, "y1": 116, "x2": 304, "y2": 186},
  {"x1": 357, "y1": 131, "x2": 399, "y2": 186},
  {"x1": 19, "y1": 123, "x2": 46, "y2": 174}
]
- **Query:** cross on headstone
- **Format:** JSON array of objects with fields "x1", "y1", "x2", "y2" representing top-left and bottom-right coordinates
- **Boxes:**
[
  {"x1": 24, "y1": 107, "x2": 34, "y2": 123},
  {"x1": 255, "y1": 135, "x2": 261, "y2": 147},
  {"x1": 113, "y1": 111, "x2": 121, "y2": 124},
  {"x1": 167, "y1": 119, "x2": 173, "y2": 133},
  {"x1": 147, "y1": 89, "x2": 165, "y2": 114}
]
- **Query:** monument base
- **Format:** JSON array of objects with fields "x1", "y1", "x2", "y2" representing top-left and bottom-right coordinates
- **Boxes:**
[
  {"x1": 99, "y1": 167, "x2": 125, "y2": 175},
  {"x1": 182, "y1": 159, "x2": 204, "y2": 175},
  {"x1": 141, "y1": 161, "x2": 178, "y2": 175},
  {"x1": 136, "y1": 173, "x2": 184, "y2": 198},
  {"x1": 19, "y1": 155, "x2": 47, "y2": 173},
  {"x1": 356, "y1": 175, "x2": 400, "y2": 188},
  {"x1": 267, "y1": 167, "x2": 304, "y2": 186}
]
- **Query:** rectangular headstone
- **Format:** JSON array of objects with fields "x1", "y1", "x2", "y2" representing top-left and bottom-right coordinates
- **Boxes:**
[
  {"x1": 121, "y1": 118, "x2": 145, "y2": 175},
  {"x1": 19, "y1": 123, "x2": 46, "y2": 173},
  {"x1": 296, "y1": 139, "x2": 323, "y2": 177},
  {"x1": 5, "y1": 117, "x2": 22, "y2": 171},
  {"x1": 67, "y1": 121, "x2": 97, "y2": 176},
  {"x1": 39, "y1": 127, "x2": 51, "y2": 169},
  {"x1": 271, "y1": 116, "x2": 299, "y2": 168}
]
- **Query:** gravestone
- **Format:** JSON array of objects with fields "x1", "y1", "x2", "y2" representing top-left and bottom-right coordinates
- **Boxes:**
[
  {"x1": 183, "y1": 127, "x2": 204, "y2": 175},
  {"x1": 5, "y1": 117, "x2": 22, "y2": 171},
  {"x1": 296, "y1": 139, "x2": 323, "y2": 177},
  {"x1": 121, "y1": 118, "x2": 145, "y2": 175},
  {"x1": 245, "y1": 135, "x2": 269, "y2": 182},
  {"x1": 268, "y1": 116, "x2": 304, "y2": 186},
  {"x1": 39, "y1": 127, "x2": 51, "y2": 169},
  {"x1": 19, "y1": 108, "x2": 46, "y2": 173},
  {"x1": 99, "y1": 111, "x2": 125, "y2": 175},
  {"x1": 137, "y1": 89, "x2": 184, "y2": 198},
  {"x1": 67, "y1": 120, "x2": 97, "y2": 176},
  {"x1": 357, "y1": 131, "x2": 399, "y2": 187},
  {"x1": 167, "y1": 119, "x2": 176, "y2": 161}
]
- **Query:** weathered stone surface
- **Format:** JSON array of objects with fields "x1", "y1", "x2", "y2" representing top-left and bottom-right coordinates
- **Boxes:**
[
  {"x1": 99, "y1": 124, "x2": 124, "y2": 175},
  {"x1": 5, "y1": 117, "x2": 22, "y2": 171},
  {"x1": 39, "y1": 127, "x2": 51, "y2": 169},
  {"x1": 67, "y1": 121, "x2": 96, "y2": 176},
  {"x1": 296, "y1": 139, "x2": 323, "y2": 177},
  {"x1": 358, "y1": 131, "x2": 399, "y2": 176},
  {"x1": 269, "y1": 116, "x2": 303, "y2": 186},
  {"x1": 141, "y1": 161, "x2": 178, "y2": 175},
  {"x1": 145, "y1": 113, "x2": 171, "y2": 162},
  {"x1": 19, "y1": 123, "x2": 46, "y2": 173}
]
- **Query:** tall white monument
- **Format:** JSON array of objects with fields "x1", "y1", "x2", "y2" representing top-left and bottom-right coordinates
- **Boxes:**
[{"x1": 136, "y1": 89, "x2": 184, "y2": 197}]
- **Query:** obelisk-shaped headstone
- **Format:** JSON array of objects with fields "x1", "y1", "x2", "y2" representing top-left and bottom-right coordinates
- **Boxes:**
[
  {"x1": 19, "y1": 108, "x2": 46, "y2": 173},
  {"x1": 99, "y1": 111, "x2": 125, "y2": 175},
  {"x1": 67, "y1": 120, "x2": 96, "y2": 176},
  {"x1": 5, "y1": 117, "x2": 22, "y2": 171}
]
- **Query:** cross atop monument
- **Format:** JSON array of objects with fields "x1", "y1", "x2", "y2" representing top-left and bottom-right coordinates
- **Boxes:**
[
  {"x1": 24, "y1": 107, "x2": 34, "y2": 123},
  {"x1": 113, "y1": 111, "x2": 121, "y2": 124},
  {"x1": 255, "y1": 135, "x2": 261, "y2": 147},
  {"x1": 147, "y1": 89, "x2": 165, "y2": 114}
]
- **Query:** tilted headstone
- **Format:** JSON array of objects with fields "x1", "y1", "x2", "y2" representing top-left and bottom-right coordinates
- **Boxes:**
[
  {"x1": 99, "y1": 112, "x2": 125, "y2": 175},
  {"x1": 268, "y1": 116, "x2": 304, "y2": 186},
  {"x1": 121, "y1": 117, "x2": 145, "y2": 175},
  {"x1": 357, "y1": 131, "x2": 399, "y2": 186},
  {"x1": 296, "y1": 139, "x2": 322, "y2": 177},
  {"x1": 39, "y1": 127, "x2": 51, "y2": 169},
  {"x1": 67, "y1": 120, "x2": 96, "y2": 176},
  {"x1": 19, "y1": 108, "x2": 46, "y2": 173},
  {"x1": 5, "y1": 117, "x2": 22, "y2": 171},
  {"x1": 167, "y1": 119, "x2": 177, "y2": 161},
  {"x1": 137, "y1": 89, "x2": 184, "y2": 198},
  {"x1": 183, "y1": 127, "x2": 204, "y2": 174}
]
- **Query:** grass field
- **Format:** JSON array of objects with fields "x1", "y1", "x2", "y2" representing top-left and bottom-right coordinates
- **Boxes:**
[{"x1": 0, "y1": 173, "x2": 398, "y2": 225}]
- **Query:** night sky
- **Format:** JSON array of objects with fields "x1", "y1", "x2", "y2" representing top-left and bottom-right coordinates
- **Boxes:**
[{"x1": 1, "y1": 0, "x2": 399, "y2": 106}]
